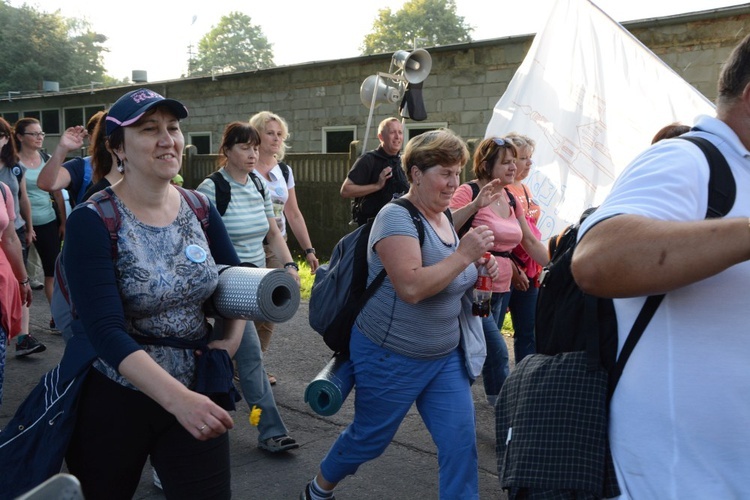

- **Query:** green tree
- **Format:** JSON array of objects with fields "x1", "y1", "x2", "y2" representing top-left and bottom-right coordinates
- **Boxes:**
[
  {"x1": 361, "y1": 0, "x2": 473, "y2": 55},
  {"x1": 0, "y1": 1, "x2": 107, "y2": 94},
  {"x1": 189, "y1": 12, "x2": 274, "y2": 77}
]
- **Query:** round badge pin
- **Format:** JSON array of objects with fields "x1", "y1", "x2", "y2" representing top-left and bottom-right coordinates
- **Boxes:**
[{"x1": 185, "y1": 244, "x2": 207, "y2": 263}]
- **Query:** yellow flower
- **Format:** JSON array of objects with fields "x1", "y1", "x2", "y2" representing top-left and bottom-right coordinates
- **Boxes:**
[{"x1": 249, "y1": 405, "x2": 262, "y2": 426}]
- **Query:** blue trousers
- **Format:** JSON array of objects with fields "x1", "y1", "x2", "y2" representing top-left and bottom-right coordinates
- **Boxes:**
[
  {"x1": 508, "y1": 285, "x2": 539, "y2": 364},
  {"x1": 320, "y1": 326, "x2": 479, "y2": 500},
  {"x1": 215, "y1": 318, "x2": 288, "y2": 441},
  {"x1": 480, "y1": 291, "x2": 511, "y2": 403}
]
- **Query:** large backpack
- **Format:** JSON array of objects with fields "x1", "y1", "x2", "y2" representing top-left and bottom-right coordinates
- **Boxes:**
[
  {"x1": 309, "y1": 197, "x2": 451, "y2": 355},
  {"x1": 535, "y1": 135, "x2": 736, "y2": 379},
  {"x1": 208, "y1": 163, "x2": 290, "y2": 216},
  {"x1": 51, "y1": 186, "x2": 211, "y2": 341}
]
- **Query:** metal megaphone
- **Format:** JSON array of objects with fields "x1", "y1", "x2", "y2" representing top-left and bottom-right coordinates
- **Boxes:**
[
  {"x1": 392, "y1": 49, "x2": 432, "y2": 84},
  {"x1": 360, "y1": 75, "x2": 402, "y2": 108}
]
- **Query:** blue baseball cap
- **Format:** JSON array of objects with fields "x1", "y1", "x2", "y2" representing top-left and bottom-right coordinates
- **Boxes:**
[{"x1": 105, "y1": 88, "x2": 188, "y2": 136}]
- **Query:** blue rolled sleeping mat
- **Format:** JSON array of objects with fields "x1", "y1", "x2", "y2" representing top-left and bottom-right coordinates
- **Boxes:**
[{"x1": 304, "y1": 353, "x2": 354, "y2": 416}]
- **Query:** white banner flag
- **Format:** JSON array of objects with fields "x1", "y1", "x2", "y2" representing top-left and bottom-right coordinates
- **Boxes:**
[{"x1": 485, "y1": 0, "x2": 715, "y2": 240}]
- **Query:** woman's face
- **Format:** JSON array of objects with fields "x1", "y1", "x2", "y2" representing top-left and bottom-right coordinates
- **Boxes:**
[
  {"x1": 259, "y1": 119, "x2": 285, "y2": 156},
  {"x1": 225, "y1": 141, "x2": 259, "y2": 173},
  {"x1": 118, "y1": 108, "x2": 184, "y2": 182},
  {"x1": 515, "y1": 146, "x2": 533, "y2": 181},
  {"x1": 17, "y1": 122, "x2": 44, "y2": 152},
  {"x1": 414, "y1": 162, "x2": 462, "y2": 212},
  {"x1": 489, "y1": 148, "x2": 517, "y2": 186}
]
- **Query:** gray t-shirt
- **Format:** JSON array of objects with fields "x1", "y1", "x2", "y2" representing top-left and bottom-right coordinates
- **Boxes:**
[{"x1": 355, "y1": 202, "x2": 477, "y2": 359}]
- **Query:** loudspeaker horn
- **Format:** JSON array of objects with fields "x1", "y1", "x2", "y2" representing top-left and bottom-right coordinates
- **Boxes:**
[
  {"x1": 360, "y1": 75, "x2": 402, "y2": 108},
  {"x1": 392, "y1": 49, "x2": 432, "y2": 84}
]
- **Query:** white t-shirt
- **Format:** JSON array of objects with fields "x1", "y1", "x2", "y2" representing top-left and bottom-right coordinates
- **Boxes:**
[
  {"x1": 256, "y1": 163, "x2": 295, "y2": 238},
  {"x1": 579, "y1": 115, "x2": 750, "y2": 498}
]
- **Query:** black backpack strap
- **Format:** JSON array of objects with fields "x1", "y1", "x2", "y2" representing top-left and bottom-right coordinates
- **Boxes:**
[
  {"x1": 360, "y1": 197, "x2": 429, "y2": 303},
  {"x1": 391, "y1": 197, "x2": 426, "y2": 245},
  {"x1": 457, "y1": 182, "x2": 480, "y2": 236},
  {"x1": 208, "y1": 171, "x2": 231, "y2": 216},
  {"x1": 278, "y1": 162, "x2": 290, "y2": 185},
  {"x1": 504, "y1": 187, "x2": 516, "y2": 209},
  {"x1": 678, "y1": 135, "x2": 736, "y2": 218},
  {"x1": 248, "y1": 171, "x2": 266, "y2": 200},
  {"x1": 469, "y1": 181, "x2": 480, "y2": 200},
  {"x1": 608, "y1": 134, "x2": 735, "y2": 398},
  {"x1": 607, "y1": 294, "x2": 664, "y2": 399}
]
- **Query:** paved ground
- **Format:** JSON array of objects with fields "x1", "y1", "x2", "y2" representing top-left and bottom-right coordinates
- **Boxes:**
[{"x1": 2, "y1": 289, "x2": 512, "y2": 499}]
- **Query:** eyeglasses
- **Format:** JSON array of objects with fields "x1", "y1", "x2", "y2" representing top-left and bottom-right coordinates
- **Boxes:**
[
  {"x1": 492, "y1": 138, "x2": 508, "y2": 147},
  {"x1": 23, "y1": 132, "x2": 45, "y2": 138}
]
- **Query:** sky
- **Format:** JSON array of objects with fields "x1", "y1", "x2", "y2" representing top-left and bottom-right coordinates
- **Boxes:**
[{"x1": 14, "y1": 0, "x2": 748, "y2": 83}]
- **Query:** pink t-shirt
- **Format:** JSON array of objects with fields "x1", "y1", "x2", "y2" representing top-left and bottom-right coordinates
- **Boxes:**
[{"x1": 451, "y1": 183, "x2": 521, "y2": 292}]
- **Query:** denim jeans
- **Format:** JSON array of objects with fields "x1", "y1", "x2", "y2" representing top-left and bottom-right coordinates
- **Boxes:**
[
  {"x1": 480, "y1": 291, "x2": 511, "y2": 404},
  {"x1": 215, "y1": 318, "x2": 288, "y2": 441},
  {"x1": 321, "y1": 326, "x2": 479, "y2": 499},
  {"x1": 508, "y1": 285, "x2": 539, "y2": 364}
]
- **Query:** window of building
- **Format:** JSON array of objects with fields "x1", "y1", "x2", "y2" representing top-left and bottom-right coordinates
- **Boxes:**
[
  {"x1": 323, "y1": 126, "x2": 356, "y2": 153},
  {"x1": 64, "y1": 105, "x2": 106, "y2": 129},
  {"x1": 189, "y1": 133, "x2": 211, "y2": 154},
  {"x1": 41, "y1": 109, "x2": 60, "y2": 135},
  {"x1": 65, "y1": 108, "x2": 84, "y2": 129},
  {"x1": 2, "y1": 112, "x2": 19, "y2": 125},
  {"x1": 404, "y1": 122, "x2": 448, "y2": 141},
  {"x1": 18, "y1": 109, "x2": 61, "y2": 134}
]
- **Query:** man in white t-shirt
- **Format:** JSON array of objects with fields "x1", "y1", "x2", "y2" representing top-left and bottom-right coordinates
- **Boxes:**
[{"x1": 571, "y1": 34, "x2": 750, "y2": 498}]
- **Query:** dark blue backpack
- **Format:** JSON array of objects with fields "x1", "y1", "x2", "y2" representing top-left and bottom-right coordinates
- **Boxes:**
[{"x1": 309, "y1": 197, "x2": 451, "y2": 355}]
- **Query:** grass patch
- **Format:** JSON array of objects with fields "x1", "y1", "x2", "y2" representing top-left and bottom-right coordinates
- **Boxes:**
[
  {"x1": 298, "y1": 259, "x2": 315, "y2": 300},
  {"x1": 501, "y1": 312, "x2": 514, "y2": 335}
]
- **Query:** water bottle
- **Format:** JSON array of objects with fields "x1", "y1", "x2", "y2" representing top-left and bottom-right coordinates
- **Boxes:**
[{"x1": 472, "y1": 252, "x2": 492, "y2": 317}]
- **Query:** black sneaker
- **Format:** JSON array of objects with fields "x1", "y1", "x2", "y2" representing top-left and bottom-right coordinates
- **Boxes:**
[{"x1": 15, "y1": 334, "x2": 46, "y2": 357}]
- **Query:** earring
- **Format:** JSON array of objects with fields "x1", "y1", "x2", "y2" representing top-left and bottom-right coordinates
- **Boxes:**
[{"x1": 116, "y1": 156, "x2": 124, "y2": 174}]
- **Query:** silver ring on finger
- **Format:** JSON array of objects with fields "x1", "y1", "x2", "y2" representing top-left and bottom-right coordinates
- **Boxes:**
[{"x1": 199, "y1": 424, "x2": 207, "y2": 432}]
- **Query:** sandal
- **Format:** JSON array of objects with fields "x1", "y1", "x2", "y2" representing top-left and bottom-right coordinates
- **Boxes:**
[
  {"x1": 258, "y1": 435, "x2": 299, "y2": 453},
  {"x1": 267, "y1": 373, "x2": 277, "y2": 385}
]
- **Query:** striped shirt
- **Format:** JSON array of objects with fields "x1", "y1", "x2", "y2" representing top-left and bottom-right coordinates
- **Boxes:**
[
  {"x1": 355, "y1": 202, "x2": 477, "y2": 359},
  {"x1": 197, "y1": 168, "x2": 273, "y2": 267}
]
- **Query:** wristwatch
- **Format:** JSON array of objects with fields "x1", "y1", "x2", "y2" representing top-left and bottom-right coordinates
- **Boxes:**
[{"x1": 304, "y1": 248, "x2": 316, "y2": 255}]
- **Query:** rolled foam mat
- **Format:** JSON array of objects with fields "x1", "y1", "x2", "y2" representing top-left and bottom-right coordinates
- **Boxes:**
[
  {"x1": 304, "y1": 353, "x2": 354, "y2": 416},
  {"x1": 208, "y1": 265, "x2": 300, "y2": 322}
]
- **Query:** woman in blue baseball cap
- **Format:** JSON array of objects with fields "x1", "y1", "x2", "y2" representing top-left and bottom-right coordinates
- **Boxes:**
[{"x1": 62, "y1": 88, "x2": 244, "y2": 499}]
